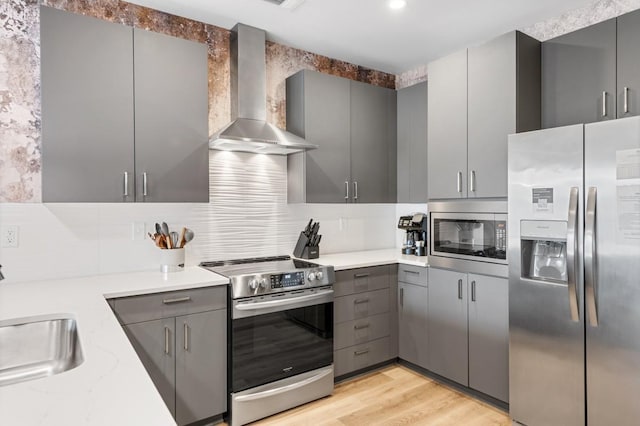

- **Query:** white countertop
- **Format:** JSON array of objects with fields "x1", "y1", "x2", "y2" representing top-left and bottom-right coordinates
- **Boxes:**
[
  {"x1": 0, "y1": 267, "x2": 229, "y2": 426},
  {"x1": 309, "y1": 248, "x2": 429, "y2": 270}
]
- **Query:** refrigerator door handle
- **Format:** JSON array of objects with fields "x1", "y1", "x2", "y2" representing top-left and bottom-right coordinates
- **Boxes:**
[
  {"x1": 585, "y1": 187, "x2": 599, "y2": 327},
  {"x1": 566, "y1": 186, "x2": 580, "y2": 322}
]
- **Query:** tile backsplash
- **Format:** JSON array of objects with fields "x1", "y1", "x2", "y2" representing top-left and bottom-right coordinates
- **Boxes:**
[{"x1": 0, "y1": 151, "x2": 397, "y2": 283}]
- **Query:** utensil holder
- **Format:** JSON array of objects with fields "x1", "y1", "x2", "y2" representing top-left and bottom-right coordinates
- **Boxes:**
[
  {"x1": 159, "y1": 248, "x2": 185, "y2": 273},
  {"x1": 293, "y1": 232, "x2": 319, "y2": 259}
]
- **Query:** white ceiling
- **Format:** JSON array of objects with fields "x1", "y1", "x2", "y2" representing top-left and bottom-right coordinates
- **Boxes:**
[{"x1": 126, "y1": 0, "x2": 595, "y2": 74}]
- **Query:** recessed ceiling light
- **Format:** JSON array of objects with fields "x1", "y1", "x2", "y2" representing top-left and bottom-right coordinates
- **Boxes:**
[{"x1": 388, "y1": 0, "x2": 407, "y2": 10}]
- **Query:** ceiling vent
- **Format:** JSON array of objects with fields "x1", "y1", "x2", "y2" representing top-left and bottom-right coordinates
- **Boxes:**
[{"x1": 263, "y1": 0, "x2": 306, "y2": 10}]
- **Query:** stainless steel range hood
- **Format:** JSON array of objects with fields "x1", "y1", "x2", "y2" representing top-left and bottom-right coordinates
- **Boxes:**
[{"x1": 209, "y1": 24, "x2": 317, "y2": 155}]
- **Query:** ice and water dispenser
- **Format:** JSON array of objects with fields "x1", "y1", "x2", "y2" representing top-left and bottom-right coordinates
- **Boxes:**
[{"x1": 520, "y1": 220, "x2": 568, "y2": 282}]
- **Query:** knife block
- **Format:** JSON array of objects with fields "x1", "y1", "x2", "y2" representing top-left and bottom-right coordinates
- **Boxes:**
[{"x1": 293, "y1": 232, "x2": 319, "y2": 259}]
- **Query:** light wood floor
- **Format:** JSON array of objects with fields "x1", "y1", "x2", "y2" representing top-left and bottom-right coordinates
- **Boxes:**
[{"x1": 245, "y1": 365, "x2": 510, "y2": 426}]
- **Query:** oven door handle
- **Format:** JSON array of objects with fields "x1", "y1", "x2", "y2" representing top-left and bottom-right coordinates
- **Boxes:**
[
  {"x1": 234, "y1": 366, "x2": 333, "y2": 402},
  {"x1": 235, "y1": 289, "x2": 334, "y2": 311}
]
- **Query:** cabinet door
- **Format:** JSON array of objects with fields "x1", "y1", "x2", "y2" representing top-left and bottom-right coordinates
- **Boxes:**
[
  {"x1": 428, "y1": 50, "x2": 468, "y2": 199},
  {"x1": 124, "y1": 318, "x2": 176, "y2": 416},
  {"x1": 350, "y1": 81, "x2": 396, "y2": 203},
  {"x1": 468, "y1": 274, "x2": 509, "y2": 402},
  {"x1": 468, "y1": 32, "x2": 516, "y2": 199},
  {"x1": 428, "y1": 268, "x2": 468, "y2": 386},
  {"x1": 397, "y1": 82, "x2": 428, "y2": 203},
  {"x1": 617, "y1": 9, "x2": 640, "y2": 118},
  {"x1": 175, "y1": 310, "x2": 227, "y2": 425},
  {"x1": 41, "y1": 7, "x2": 135, "y2": 202},
  {"x1": 133, "y1": 29, "x2": 209, "y2": 202},
  {"x1": 290, "y1": 71, "x2": 351, "y2": 203},
  {"x1": 398, "y1": 282, "x2": 428, "y2": 369},
  {"x1": 542, "y1": 18, "x2": 616, "y2": 128}
]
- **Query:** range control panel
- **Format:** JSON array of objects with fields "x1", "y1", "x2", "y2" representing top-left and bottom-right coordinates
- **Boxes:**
[{"x1": 271, "y1": 271, "x2": 305, "y2": 289}]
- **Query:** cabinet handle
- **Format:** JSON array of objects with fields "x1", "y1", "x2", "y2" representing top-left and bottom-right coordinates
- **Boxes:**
[
  {"x1": 404, "y1": 270, "x2": 419, "y2": 275},
  {"x1": 458, "y1": 279, "x2": 463, "y2": 300},
  {"x1": 400, "y1": 287, "x2": 404, "y2": 307},
  {"x1": 353, "y1": 181, "x2": 359, "y2": 201},
  {"x1": 345, "y1": 181, "x2": 349, "y2": 200},
  {"x1": 457, "y1": 171, "x2": 462, "y2": 193},
  {"x1": 470, "y1": 170, "x2": 476, "y2": 193},
  {"x1": 183, "y1": 322, "x2": 189, "y2": 351},
  {"x1": 123, "y1": 172, "x2": 129, "y2": 197},
  {"x1": 471, "y1": 280, "x2": 476, "y2": 302},
  {"x1": 164, "y1": 326, "x2": 170, "y2": 355},
  {"x1": 624, "y1": 87, "x2": 630, "y2": 114},
  {"x1": 163, "y1": 296, "x2": 191, "y2": 304},
  {"x1": 142, "y1": 172, "x2": 148, "y2": 197},
  {"x1": 602, "y1": 91, "x2": 607, "y2": 117},
  {"x1": 354, "y1": 349, "x2": 370, "y2": 356},
  {"x1": 354, "y1": 273, "x2": 370, "y2": 278},
  {"x1": 354, "y1": 298, "x2": 369, "y2": 305},
  {"x1": 354, "y1": 323, "x2": 370, "y2": 330}
]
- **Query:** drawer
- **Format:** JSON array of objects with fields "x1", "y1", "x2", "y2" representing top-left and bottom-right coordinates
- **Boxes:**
[
  {"x1": 398, "y1": 264, "x2": 427, "y2": 287},
  {"x1": 334, "y1": 265, "x2": 391, "y2": 297},
  {"x1": 334, "y1": 313, "x2": 390, "y2": 350},
  {"x1": 334, "y1": 288, "x2": 389, "y2": 324},
  {"x1": 112, "y1": 286, "x2": 227, "y2": 324},
  {"x1": 334, "y1": 337, "x2": 391, "y2": 377}
]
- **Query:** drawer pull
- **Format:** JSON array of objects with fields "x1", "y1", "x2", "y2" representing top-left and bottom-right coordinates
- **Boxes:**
[
  {"x1": 403, "y1": 270, "x2": 419, "y2": 275},
  {"x1": 354, "y1": 298, "x2": 370, "y2": 305},
  {"x1": 354, "y1": 273, "x2": 370, "y2": 278},
  {"x1": 163, "y1": 296, "x2": 191, "y2": 305},
  {"x1": 354, "y1": 349, "x2": 370, "y2": 356},
  {"x1": 354, "y1": 323, "x2": 370, "y2": 330}
]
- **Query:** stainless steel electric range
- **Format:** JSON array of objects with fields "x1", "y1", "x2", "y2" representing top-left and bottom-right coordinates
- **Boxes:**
[{"x1": 200, "y1": 256, "x2": 336, "y2": 426}]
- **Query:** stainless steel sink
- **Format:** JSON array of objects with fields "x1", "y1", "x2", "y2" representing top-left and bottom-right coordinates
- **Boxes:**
[{"x1": 0, "y1": 316, "x2": 84, "y2": 387}]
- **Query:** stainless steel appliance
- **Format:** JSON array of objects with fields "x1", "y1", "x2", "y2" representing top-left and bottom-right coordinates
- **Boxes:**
[
  {"x1": 200, "y1": 256, "x2": 335, "y2": 426},
  {"x1": 397, "y1": 213, "x2": 428, "y2": 256},
  {"x1": 508, "y1": 116, "x2": 640, "y2": 426},
  {"x1": 429, "y1": 201, "x2": 508, "y2": 276}
]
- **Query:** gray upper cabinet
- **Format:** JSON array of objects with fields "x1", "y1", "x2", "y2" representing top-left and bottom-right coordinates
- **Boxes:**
[
  {"x1": 428, "y1": 49, "x2": 468, "y2": 200},
  {"x1": 617, "y1": 9, "x2": 640, "y2": 118},
  {"x1": 175, "y1": 309, "x2": 227, "y2": 426},
  {"x1": 542, "y1": 18, "x2": 617, "y2": 128},
  {"x1": 397, "y1": 82, "x2": 428, "y2": 203},
  {"x1": 287, "y1": 70, "x2": 351, "y2": 203},
  {"x1": 350, "y1": 81, "x2": 397, "y2": 203},
  {"x1": 287, "y1": 70, "x2": 397, "y2": 203},
  {"x1": 468, "y1": 274, "x2": 509, "y2": 403},
  {"x1": 124, "y1": 318, "x2": 176, "y2": 416},
  {"x1": 41, "y1": 6, "x2": 135, "y2": 202},
  {"x1": 468, "y1": 31, "x2": 540, "y2": 198},
  {"x1": 40, "y1": 7, "x2": 208, "y2": 203},
  {"x1": 398, "y1": 277, "x2": 428, "y2": 369},
  {"x1": 133, "y1": 28, "x2": 209, "y2": 203},
  {"x1": 428, "y1": 268, "x2": 469, "y2": 386}
]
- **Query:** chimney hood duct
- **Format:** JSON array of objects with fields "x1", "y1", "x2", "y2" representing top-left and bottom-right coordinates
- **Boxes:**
[{"x1": 209, "y1": 24, "x2": 317, "y2": 155}]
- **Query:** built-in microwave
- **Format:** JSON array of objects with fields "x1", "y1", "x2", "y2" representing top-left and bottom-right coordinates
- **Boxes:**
[{"x1": 429, "y1": 201, "x2": 508, "y2": 265}]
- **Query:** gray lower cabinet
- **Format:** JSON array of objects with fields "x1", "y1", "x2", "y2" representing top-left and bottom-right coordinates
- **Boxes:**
[
  {"x1": 333, "y1": 265, "x2": 396, "y2": 378},
  {"x1": 398, "y1": 266, "x2": 428, "y2": 369},
  {"x1": 287, "y1": 69, "x2": 397, "y2": 203},
  {"x1": 428, "y1": 268, "x2": 509, "y2": 403},
  {"x1": 542, "y1": 18, "x2": 617, "y2": 128},
  {"x1": 397, "y1": 82, "x2": 428, "y2": 203},
  {"x1": 40, "y1": 6, "x2": 208, "y2": 202},
  {"x1": 111, "y1": 287, "x2": 227, "y2": 425},
  {"x1": 468, "y1": 274, "x2": 509, "y2": 403},
  {"x1": 617, "y1": 9, "x2": 640, "y2": 118},
  {"x1": 427, "y1": 49, "x2": 468, "y2": 200},
  {"x1": 427, "y1": 268, "x2": 469, "y2": 386}
]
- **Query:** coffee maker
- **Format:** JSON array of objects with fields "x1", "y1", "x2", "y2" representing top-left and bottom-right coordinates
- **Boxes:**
[{"x1": 398, "y1": 213, "x2": 428, "y2": 256}]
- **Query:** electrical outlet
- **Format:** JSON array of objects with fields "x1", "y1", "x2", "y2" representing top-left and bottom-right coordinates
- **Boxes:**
[
  {"x1": 1, "y1": 225, "x2": 19, "y2": 248},
  {"x1": 132, "y1": 222, "x2": 146, "y2": 241}
]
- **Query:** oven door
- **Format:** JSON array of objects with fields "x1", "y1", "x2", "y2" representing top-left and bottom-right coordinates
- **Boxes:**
[
  {"x1": 430, "y1": 212, "x2": 508, "y2": 264},
  {"x1": 231, "y1": 287, "x2": 334, "y2": 393}
]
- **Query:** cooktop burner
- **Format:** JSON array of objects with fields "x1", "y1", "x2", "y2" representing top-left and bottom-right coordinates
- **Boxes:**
[{"x1": 200, "y1": 255, "x2": 334, "y2": 299}]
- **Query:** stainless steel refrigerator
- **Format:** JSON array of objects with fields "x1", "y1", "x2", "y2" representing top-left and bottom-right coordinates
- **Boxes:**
[{"x1": 508, "y1": 116, "x2": 640, "y2": 426}]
